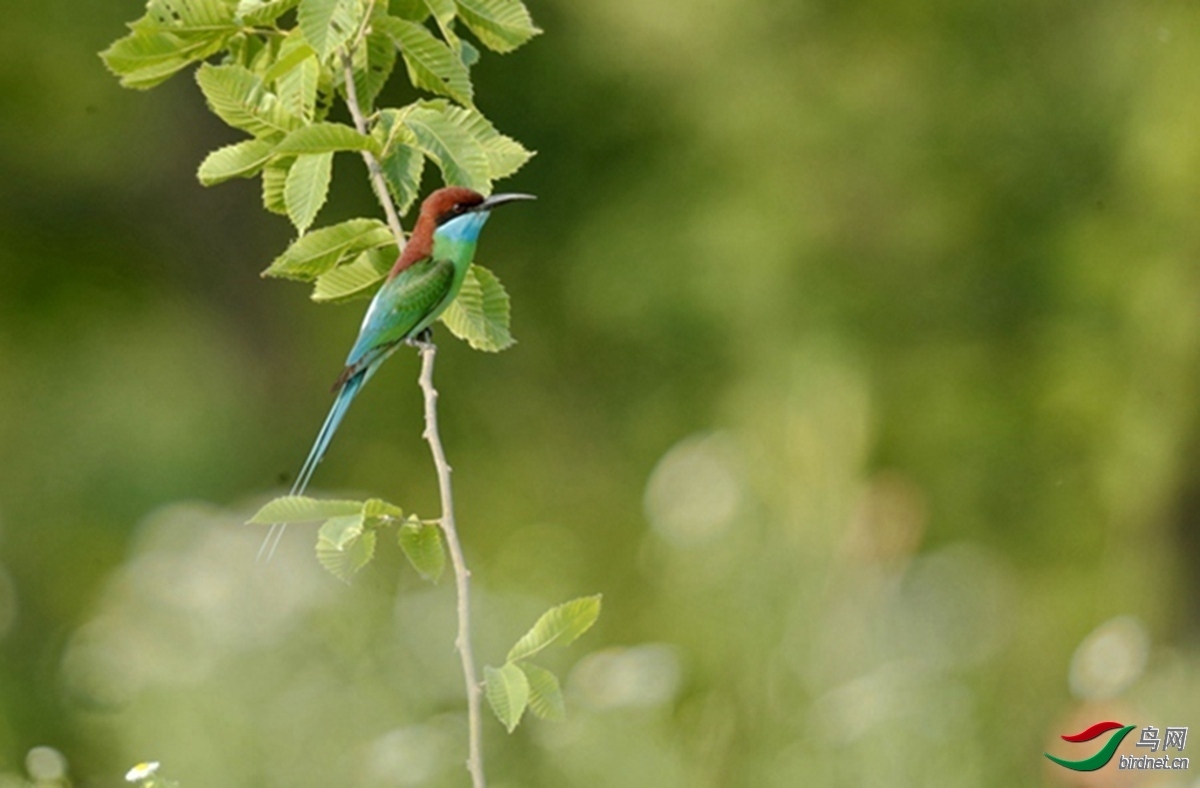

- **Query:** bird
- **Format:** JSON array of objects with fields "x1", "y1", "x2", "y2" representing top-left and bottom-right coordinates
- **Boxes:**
[{"x1": 258, "y1": 186, "x2": 535, "y2": 561}]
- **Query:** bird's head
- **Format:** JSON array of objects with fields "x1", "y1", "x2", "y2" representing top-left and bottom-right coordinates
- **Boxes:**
[
  {"x1": 390, "y1": 187, "x2": 535, "y2": 277},
  {"x1": 420, "y1": 186, "x2": 536, "y2": 227}
]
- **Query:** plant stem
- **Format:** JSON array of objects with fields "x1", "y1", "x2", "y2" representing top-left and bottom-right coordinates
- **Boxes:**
[
  {"x1": 417, "y1": 339, "x2": 487, "y2": 788},
  {"x1": 339, "y1": 49, "x2": 405, "y2": 248},
  {"x1": 342, "y1": 35, "x2": 485, "y2": 787}
]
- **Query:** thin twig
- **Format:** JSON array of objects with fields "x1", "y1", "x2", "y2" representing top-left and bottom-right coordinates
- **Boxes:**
[
  {"x1": 339, "y1": 48, "x2": 405, "y2": 248},
  {"x1": 416, "y1": 337, "x2": 487, "y2": 788}
]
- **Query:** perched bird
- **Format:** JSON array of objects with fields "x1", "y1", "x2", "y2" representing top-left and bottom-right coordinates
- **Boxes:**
[{"x1": 259, "y1": 186, "x2": 535, "y2": 560}]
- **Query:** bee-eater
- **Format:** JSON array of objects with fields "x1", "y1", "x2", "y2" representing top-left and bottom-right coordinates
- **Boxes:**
[{"x1": 259, "y1": 186, "x2": 535, "y2": 560}]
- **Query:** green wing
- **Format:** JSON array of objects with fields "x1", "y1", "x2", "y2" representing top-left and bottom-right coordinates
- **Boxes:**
[{"x1": 343, "y1": 256, "x2": 456, "y2": 372}]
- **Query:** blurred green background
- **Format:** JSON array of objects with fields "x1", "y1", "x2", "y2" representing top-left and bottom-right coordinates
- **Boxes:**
[{"x1": 2, "y1": 0, "x2": 1200, "y2": 785}]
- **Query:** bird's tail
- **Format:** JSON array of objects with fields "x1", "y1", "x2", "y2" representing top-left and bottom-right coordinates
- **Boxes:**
[{"x1": 257, "y1": 371, "x2": 367, "y2": 562}]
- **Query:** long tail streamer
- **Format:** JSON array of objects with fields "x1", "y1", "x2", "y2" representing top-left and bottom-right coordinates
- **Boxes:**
[{"x1": 256, "y1": 371, "x2": 367, "y2": 562}]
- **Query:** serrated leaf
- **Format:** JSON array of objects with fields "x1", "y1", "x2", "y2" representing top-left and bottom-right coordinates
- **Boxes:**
[
  {"x1": 237, "y1": 0, "x2": 300, "y2": 25},
  {"x1": 262, "y1": 156, "x2": 294, "y2": 214},
  {"x1": 350, "y1": 28, "x2": 397, "y2": 114},
  {"x1": 379, "y1": 142, "x2": 425, "y2": 215},
  {"x1": 271, "y1": 31, "x2": 321, "y2": 121},
  {"x1": 196, "y1": 63, "x2": 303, "y2": 138},
  {"x1": 519, "y1": 663, "x2": 565, "y2": 721},
  {"x1": 265, "y1": 217, "x2": 394, "y2": 279},
  {"x1": 455, "y1": 0, "x2": 540, "y2": 54},
  {"x1": 284, "y1": 151, "x2": 334, "y2": 233},
  {"x1": 424, "y1": 0, "x2": 456, "y2": 28},
  {"x1": 247, "y1": 495, "x2": 364, "y2": 524},
  {"x1": 317, "y1": 512, "x2": 365, "y2": 548},
  {"x1": 439, "y1": 264, "x2": 514, "y2": 351},
  {"x1": 398, "y1": 516, "x2": 445, "y2": 582},
  {"x1": 316, "y1": 514, "x2": 375, "y2": 582},
  {"x1": 101, "y1": 31, "x2": 228, "y2": 89},
  {"x1": 298, "y1": 0, "x2": 358, "y2": 59},
  {"x1": 238, "y1": 33, "x2": 281, "y2": 78},
  {"x1": 376, "y1": 16, "x2": 473, "y2": 106},
  {"x1": 362, "y1": 498, "x2": 405, "y2": 519},
  {"x1": 484, "y1": 663, "x2": 529, "y2": 733},
  {"x1": 312, "y1": 245, "x2": 396, "y2": 302},
  {"x1": 423, "y1": 0, "x2": 463, "y2": 56},
  {"x1": 197, "y1": 138, "x2": 276, "y2": 185},
  {"x1": 275, "y1": 122, "x2": 380, "y2": 155},
  {"x1": 442, "y1": 105, "x2": 532, "y2": 179},
  {"x1": 403, "y1": 104, "x2": 489, "y2": 191},
  {"x1": 506, "y1": 595, "x2": 602, "y2": 663},
  {"x1": 377, "y1": 105, "x2": 424, "y2": 148},
  {"x1": 131, "y1": 0, "x2": 236, "y2": 34}
]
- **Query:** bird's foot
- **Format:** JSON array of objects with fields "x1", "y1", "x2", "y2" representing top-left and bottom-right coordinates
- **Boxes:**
[{"x1": 406, "y1": 328, "x2": 436, "y2": 352}]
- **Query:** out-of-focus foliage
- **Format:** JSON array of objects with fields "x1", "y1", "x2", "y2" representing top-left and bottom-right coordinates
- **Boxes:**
[{"x1": 2, "y1": 0, "x2": 1200, "y2": 785}]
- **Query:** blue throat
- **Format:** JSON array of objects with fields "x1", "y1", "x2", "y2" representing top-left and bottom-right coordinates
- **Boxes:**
[{"x1": 435, "y1": 210, "x2": 492, "y2": 244}]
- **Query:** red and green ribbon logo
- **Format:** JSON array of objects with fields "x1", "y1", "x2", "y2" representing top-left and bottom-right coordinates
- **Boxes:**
[{"x1": 1045, "y1": 721, "x2": 1137, "y2": 772}]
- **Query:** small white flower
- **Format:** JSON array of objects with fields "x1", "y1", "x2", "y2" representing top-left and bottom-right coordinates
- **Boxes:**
[{"x1": 125, "y1": 761, "x2": 160, "y2": 782}]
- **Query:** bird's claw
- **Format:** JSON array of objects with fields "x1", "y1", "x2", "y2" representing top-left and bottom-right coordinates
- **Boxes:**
[{"x1": 406, "y1": 328, "x2": 436, "y2": 351}]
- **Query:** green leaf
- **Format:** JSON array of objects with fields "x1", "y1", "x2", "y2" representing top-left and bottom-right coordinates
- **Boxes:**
[
  {"x1": 237, "y1": 0, "x2": 300, "y2": 25},
  {"x1": 246, "y1": 495, "x2": 364, "y2": 524},
  {"x1": 423, "y1": 0, "x2": 457, "y2": 20},
  {"x1": 271, "y1": 32, "x2": 321, "y2": 121},
  {"x1": 403, "y1": 103, "x2": 490, "y2": 191},
  {"x1": 238, "y1": 33, "x2": 281, "y2": 78},
  {"x1": 197, "y1": 138, "x2": 276, "y2": 185},
  {"x1": 442, "y1": 105, "x2": 532, "y2": 179},
  {"x1": 262, "y1": 156, "x2": 294, "y2": 215},
  {"x1": 455, "y1": 0, "x2": 540, "y2": 54},
  {"x1": 439, "y1": 264, "x2": 514, "y2": 351},
  {"x1": 284, "y1": 151, "x2": 334, "y2": 234},
  {"x1": 376, "y1": 16, "x2": 473, "y2": 106},
  {"x1": 298, "y1": 0, "x2": 359, "y2": 59},
  {"x1": 316, "y1": 514, "x2": 376, "y2": 582},
  {"x1": 350, "y1": 28, "x2": 398, "y2": 114},
  {"x1": 459, "y1": 39, "x2": 481, "y2": 67},
  {"x1": 423, "y1": 0, "x2": 464, "y2": 56},
  {"x1": 506, "y1": 595, "x2": 602, "y2": 663},
  {"x1": 398, "y1": 516, "x2": 445, "y2": 582},
  {"x1": 130, "y1": 0, "x2": 236, "y2": 35},
  {"x1": 519, "y1": 663, "x2": 565, "y2": 721},
  {"x1": 362, "y1": 498, "x2": 405, "y2": 519},
  {"x1": 484, "y1": 663, "x2": 529, "y2": 733},
  {"x1": 101, "y1": 31, "x2": 228, "y2": 89},
  {"x1": 379, "y1": 141, "x2": 425, "y2": 215},
  {"x1": 195, "y1": 63, "x2": 302, "y2": 138},
  {"x1": 278, "y1": 55, "x2": 321, "y2": 121},
  {"x1": 275, "y1": 122, "x2": 380, "y2": 155},
  {"x1": 264, "y1": 217, "x2": 394, "y2": 279},
  {"x1": 375, "y1": 106, "x2": 420, "y2": 151},
  {"x1": 312, "y1": 245, "x2": 396, "y2": 302}
]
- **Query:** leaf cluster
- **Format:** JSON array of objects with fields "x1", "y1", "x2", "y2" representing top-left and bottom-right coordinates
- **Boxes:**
[
  {"x1": 101, "y1": 0, "x2": 537, "y2": 352},
  {"x1": 485, "y1": 595, "x2": 602, "y2": 732},
  {"x1": 248, "y1": 495, "x2": 445, "y2": 583}
]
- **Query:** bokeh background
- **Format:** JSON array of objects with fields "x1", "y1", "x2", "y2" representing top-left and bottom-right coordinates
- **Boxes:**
[{"x1": 2, "y1": 0, "x2": 1200, "y2": 785}]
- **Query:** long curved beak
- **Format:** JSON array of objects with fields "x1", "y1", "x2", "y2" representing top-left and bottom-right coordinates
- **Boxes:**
[{"x1": 476, "y1": 193, "x2": 537, "y2": 212}]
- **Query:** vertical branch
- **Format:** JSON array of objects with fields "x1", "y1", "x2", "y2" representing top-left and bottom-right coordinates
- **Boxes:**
[
  {"x1": 340, "y1": 48, "x2": 405, "y2": 249},
  {"x1": 343, "y1": 42, "x2": 485, "y2": 788},
  {"x1": 417, "y1": 341, "x2": 487, "y2": 788},
  {"x1": 344, "y1": 24, "x2": 485, "y2": 787}
]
